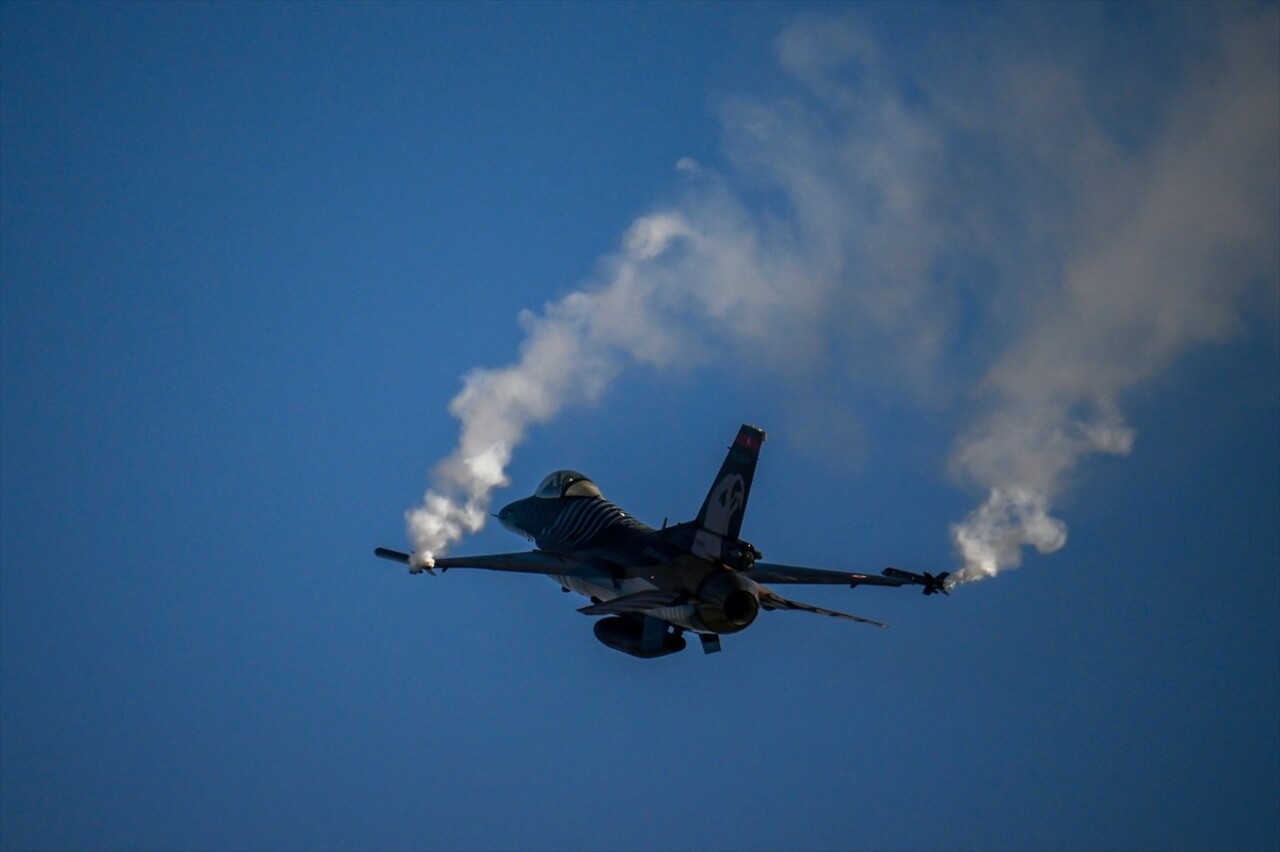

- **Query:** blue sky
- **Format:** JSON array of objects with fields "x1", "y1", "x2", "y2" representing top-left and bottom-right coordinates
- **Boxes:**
[{"x1": 2, "y1": 3, "x2": 1277, "y2": 851}]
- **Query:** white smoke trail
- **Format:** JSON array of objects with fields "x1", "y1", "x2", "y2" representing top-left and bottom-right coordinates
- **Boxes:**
[
  {"x1": 950, "y1": 404, "x2": 1136, "y2": 581},
  {"x1": 948, "y1": 7, "x2": 1279, "y2": 583},
  {"x1": 408, "y1": 7, "x2": 1279, "y2": 580},
  {"x1": 405, "y1": 218, "x2": 662, "y2": 566}
]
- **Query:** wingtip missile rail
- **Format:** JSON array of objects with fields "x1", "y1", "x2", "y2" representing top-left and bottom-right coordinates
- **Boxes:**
[
  {"x1": 374, "y1": 547, "x2": 411, "y2": 563},
  {"x1": 881, "y1": 567, "x2": 952, "y2": 596}
]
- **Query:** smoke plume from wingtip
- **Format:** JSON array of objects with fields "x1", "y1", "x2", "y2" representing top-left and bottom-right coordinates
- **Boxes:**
[
  {"x1": 950, "y1": 486, "x2": 1066, "y2": 584},
  {"x1": 404, "y1": 209, "x2": 702, "y2": 564},
  {"x1": 946, "y1": 7, "x2": 1277, "y2": 584},
  {"x1": 947, "y1": 403, "x2": 1139, "y2": 583}
]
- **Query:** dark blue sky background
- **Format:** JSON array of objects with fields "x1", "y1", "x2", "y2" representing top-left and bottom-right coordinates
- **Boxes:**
[{"x1": 2, "y1": 3, "x2": 1277, "y2": 851}]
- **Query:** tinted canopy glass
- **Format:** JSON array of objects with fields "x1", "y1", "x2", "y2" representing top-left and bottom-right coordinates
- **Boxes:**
[{"x1": 533, "y1": 470, "x2": 603, "y2": 499}]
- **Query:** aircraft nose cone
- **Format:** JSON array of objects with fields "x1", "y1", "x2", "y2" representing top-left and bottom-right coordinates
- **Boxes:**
[{"x1": 496, "y1": 502, "x2": 524, "y2": 537}]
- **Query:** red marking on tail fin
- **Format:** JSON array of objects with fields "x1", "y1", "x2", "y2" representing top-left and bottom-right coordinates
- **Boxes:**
[{"x1": 734, "y1": 428, "x2": 764, "y2": 452}]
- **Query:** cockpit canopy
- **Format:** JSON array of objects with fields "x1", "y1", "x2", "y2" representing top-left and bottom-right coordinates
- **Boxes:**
[{"x1": 533, "y1": 469, "x2": 603, "y2": 500}]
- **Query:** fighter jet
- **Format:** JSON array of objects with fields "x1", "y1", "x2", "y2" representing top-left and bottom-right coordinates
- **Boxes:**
[{"x1": 375, "y1": 424, "x2": 948, "y2": 658}]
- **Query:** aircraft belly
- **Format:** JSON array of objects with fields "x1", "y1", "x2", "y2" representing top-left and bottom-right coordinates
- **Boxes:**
[
  {"x1": 554, "y1": 574, "x2": 656, "y2": 601},
  {"x1": 645, "y1": 606, "x2": 702, "y2": 632},
  {"x1": 551, "y1": 575, "x2": 715, "y2": 634},
  {"x1": 552, "y1": 574, "x2": 711, "y2": 630}
]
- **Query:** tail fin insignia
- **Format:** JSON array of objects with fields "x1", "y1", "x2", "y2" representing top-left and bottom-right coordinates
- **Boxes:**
[{"x1": 694, "y1": 424, "x2": 765, "y2": 548}]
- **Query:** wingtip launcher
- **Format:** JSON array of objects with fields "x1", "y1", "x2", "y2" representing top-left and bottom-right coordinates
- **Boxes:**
[{"x1": 881, "y1": 567, "x2": 952, "y2": 596}]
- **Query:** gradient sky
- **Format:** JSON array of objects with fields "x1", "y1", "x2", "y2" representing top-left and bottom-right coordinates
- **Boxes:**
[{"x1": 2, "y1": 3, "x2": 1277, "y2": 851}]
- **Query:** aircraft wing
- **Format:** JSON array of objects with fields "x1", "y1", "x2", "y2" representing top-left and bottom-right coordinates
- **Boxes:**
[
  {"x1": 757, "y1": 588, "x2": 886, "y2": 627},
  {"x1": 374, "y1": 547, "x2": 607, "y2": 579},
  {"x1": 752, "y1": 562, "x2": 909, "y2": 587},
  {"x1": 751, "y1": 562, "x2": 951, "y2": 595}
]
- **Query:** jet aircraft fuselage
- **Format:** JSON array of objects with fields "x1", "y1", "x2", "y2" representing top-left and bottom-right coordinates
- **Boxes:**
[
  {"x1": 499, "y1": 485, "x2": 762, "y2": 639},
  {"x1": 376, "y1": 424, "x2": 948, "y2": 658}
]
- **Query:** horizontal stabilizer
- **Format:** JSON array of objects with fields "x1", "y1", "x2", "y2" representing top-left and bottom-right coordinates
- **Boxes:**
[
  {"x1": 758, "y1": 589, "x2": 886, "y2": 627},
  {"x1": 578, "y1": 589, "x2": 689, "y2": 616}
]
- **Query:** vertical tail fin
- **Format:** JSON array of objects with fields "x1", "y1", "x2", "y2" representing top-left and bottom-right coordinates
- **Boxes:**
[{"x1": 695, "y1": 424, "x2": 766, "y2": 541}]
